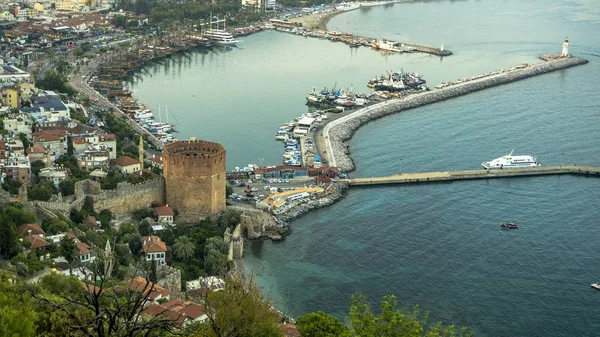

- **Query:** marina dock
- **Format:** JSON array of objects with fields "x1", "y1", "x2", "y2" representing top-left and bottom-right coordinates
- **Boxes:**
[
  {"x1": 348, "y1": 166, "x2": 600, "y2": 186},
  {"x1": 323, "y1": 56, "x2": 589, "y2": 172}
]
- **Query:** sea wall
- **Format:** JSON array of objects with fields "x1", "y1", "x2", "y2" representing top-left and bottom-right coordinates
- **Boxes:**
[{"x1": 324, "y1": 56, "x2": 589, "y2": 172}]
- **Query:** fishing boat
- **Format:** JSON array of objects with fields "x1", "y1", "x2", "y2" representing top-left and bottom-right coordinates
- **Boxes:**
[
  {"x1": 591, "y1": 283, "x2": 600, "y2": 290},
  {"x1": 500, "y1": 221, "x2": 519, "y2": 229},
  {"x1": 481, "y1": 150, "x2": 541, "y2": 169}
]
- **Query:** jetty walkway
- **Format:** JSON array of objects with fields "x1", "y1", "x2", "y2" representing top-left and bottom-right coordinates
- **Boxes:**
[
  {"x1": 323, "y1": 56, "x2": 589, "y2": 172},
  {"x1": 348, "y1": 166, "x2": 600, "y2": 186}
]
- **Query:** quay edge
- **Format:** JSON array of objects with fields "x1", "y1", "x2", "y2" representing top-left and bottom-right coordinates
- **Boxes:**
[{"x1": 323, "y1": 56, "x2": 589, "y2": 172}]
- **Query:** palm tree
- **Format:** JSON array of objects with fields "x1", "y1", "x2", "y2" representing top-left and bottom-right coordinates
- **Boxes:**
[{"x1": 172, "y1": 235, "x2": 196, "y2": 260}]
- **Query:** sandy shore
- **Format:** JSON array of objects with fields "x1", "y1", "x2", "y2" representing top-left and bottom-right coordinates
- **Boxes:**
[
  {"x1": 288, "y1": 10, "x2": 344, "y2": 31},
  {"x1": 288, "y1": 1, "x2": 404, "y2": 31}
]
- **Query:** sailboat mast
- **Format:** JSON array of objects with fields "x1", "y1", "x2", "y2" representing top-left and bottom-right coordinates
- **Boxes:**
[
  {"x1": 166, "y1": 105, "x2": 169, "y2": 124},
  {"x1": 158, "y1": 105, "x2": 162, "y2": 124}
]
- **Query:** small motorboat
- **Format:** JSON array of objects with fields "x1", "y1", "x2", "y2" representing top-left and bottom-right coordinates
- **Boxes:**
[
  {"x1": 591, "y1": 283, "x2": 600, "y2": 290},
  {"x1": 500, "y1": 221, "x2": 519, "y2": 229}
]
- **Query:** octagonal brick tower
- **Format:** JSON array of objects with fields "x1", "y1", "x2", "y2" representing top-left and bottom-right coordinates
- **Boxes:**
[{"x1": 162, "y1": 140, "x2": 226, "y2": 216}]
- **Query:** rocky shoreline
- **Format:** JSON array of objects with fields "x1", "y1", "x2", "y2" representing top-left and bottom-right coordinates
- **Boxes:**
[
  {"x1": 276, "y1": 183, "x2": 349, "y2": 225},
  {"x1": 324, "y1": 56, "x2": 589, "y2": 172}
]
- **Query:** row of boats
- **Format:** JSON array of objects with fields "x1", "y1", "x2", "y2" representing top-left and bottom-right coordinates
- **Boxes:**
[
  {"x1": 306, "y1": 86, "x2": 371, "y2": 108},
  {"x1": 367, "y1": 70, "x2": 427, "y2": 92},
  {"x1": 130, "y1": 105, "x2": 178, "y2": 144},
  {"x1": 276, "y1": 111, "x2": 328, "y2": 166}
]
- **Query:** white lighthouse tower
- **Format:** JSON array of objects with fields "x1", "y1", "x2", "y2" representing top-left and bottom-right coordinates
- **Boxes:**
[{"x1": 561, "y1": 37, "x2": 569, "y2": 57}]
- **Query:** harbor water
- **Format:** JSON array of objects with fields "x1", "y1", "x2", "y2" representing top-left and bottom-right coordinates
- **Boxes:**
[{"x1": 127, "y1": 0, "x2": 600, "y2": 336}]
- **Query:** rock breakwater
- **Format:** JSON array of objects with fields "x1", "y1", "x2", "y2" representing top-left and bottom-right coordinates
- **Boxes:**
[{"x1": 324, "y1": 56, "x2": 589, "y2": 172}]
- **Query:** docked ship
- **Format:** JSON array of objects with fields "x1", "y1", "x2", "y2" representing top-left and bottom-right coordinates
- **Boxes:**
[
  {"x1": 203, "y1": 14, "x2": 239, "y2": 46},
  {"x1": 481, "y1": 150, "x2": 541, "y2": 169}
]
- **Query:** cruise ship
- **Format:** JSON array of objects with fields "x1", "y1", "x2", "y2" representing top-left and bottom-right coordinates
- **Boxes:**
[
  {"x1": 203, "y1": 14, "x2": 239, "y2": 46},
  {"x1": 203, "y1": 29, "x2": 239, "y2": 46},
  {"x1": 481, "y1": 150, "x2": 541, "y2": 169}
]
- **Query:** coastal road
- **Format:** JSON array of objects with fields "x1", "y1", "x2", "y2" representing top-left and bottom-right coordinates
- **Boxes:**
[{"x1": 68, "y1": 59, "x2": 164, "y2": 150}]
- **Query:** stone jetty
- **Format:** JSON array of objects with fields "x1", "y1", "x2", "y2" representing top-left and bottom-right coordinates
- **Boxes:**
[{"x1": 324, "y1": 56, "x2": 589, "y2": 172}]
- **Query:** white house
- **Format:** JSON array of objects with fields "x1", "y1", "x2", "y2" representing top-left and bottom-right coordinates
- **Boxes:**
[{"x1": 142, "y1": 236, "x2": 167, "y2": 265}]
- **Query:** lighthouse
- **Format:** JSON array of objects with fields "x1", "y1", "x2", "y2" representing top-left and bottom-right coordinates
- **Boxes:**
[{"x1": 561, "y1": 38, "x2": 569, "y2": 57}]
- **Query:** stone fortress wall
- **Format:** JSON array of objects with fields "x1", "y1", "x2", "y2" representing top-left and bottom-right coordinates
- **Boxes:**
[{"x1": 75, "y1": 179, "x2": 165, "y2": 215}]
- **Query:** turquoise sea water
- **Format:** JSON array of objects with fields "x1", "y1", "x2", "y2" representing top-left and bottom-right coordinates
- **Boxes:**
[{"x1": 127, "y1": 0, "x2": 600, "y2": 336}]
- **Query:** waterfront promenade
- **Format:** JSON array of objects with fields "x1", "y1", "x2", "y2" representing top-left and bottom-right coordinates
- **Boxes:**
[{"x1": 348, "y1": 165, "x2": 600, "y2": 186}]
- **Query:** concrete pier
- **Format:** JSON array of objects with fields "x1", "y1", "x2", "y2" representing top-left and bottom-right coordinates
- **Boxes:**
[
  {"x1": 323, "y1": 56, "x2": 589, "y2": 172},
  {"x1": 348, "y1": 166, "x2": 600, "y2": 186}
]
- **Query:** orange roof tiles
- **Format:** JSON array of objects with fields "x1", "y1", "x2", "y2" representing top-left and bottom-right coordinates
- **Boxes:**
[
  {"x1": 17, "y1": 223, "x2": 45, "y2": 236},
  {"x1": 112, "y1": 156, "x2": 140, "y2": 167},
  {"x1": 72, "y1": 136, "x2": 88, "y2": 145},
  {"x1": 77, "y1": 242, "x2": 91, "y2": 255},
  {"x1": 154, "y1": 206, "x2": 174, "y2": 217},
  {"x1": 26, "y1": 235, "x2": 50, "y2": 250},
  {"x1": 33, "y1": 130, "x2": 68, "y2": 143},
  {"x1": 28, "y1": 145, "x2": 47, "y2": 154},
  {"x1": 120, "y1": 276, "x2": 171, "y2": 300},
  {"x1": 143, "y1": 236, "x2": 167, "y2": 253}
]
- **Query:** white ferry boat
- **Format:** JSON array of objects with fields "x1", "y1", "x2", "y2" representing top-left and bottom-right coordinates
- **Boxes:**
[
  {"x1": 203, "y1": 29, "x2": 239, "y2": 45},
  {"x1": 481, "y1": 150, "x2": 541, "y2": 169}
]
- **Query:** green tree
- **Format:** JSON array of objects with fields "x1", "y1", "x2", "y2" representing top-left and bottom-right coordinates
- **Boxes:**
[
  {"x1": 0, "y1": 204, "x2": 36, "y2": 259},
  {"x1": 59, "y1": 178, "x2": 76, "y2": 196},
  {"x1": 173, "y1": 235, "x2": 196, "y2": 260},
  {"x1": 204, "y1": 237, "x2": 230, "y2": 276},
  {"x1": 149, "y1": 257, "x2": 158, "y2": 283},
  {"x1": 59, "y1": 236, "x2": 78, "y2": 265},
  {"x1": 41, "y1": 218, "x2": 71, "y2": 235},
  {"x1": 0, "y1": 221, "x2": 18, "y2": 259},
  {"x1": 348, "y1": 294, "x2": 473, "y2": 337},
  {"x1": 297, "y1": 311, "x2": 350, "y2": 337},
  {"x1": 30, "y1": 160, "x2": 46, "y2": 176},
  {"x1": 98, "y1": 209, "x2": 113, "y2": 228},
  {"x1": 0, "y1": 275, "x2": 38, "y2": 337},
  {"x1": 28, "y1": 178, "x2": 57, "y2": 201},
  {"x1": 191, "y1": 277, "x2": 283, "y2": 337},
  {"x1": 2, "y1": 178, "x2": 22, "y2": 195},
  {"x1": 19, "y1": 132, "x2": 30, "y2": 153},
  {"x1": 138, "y1": 219, "x2": 152, "y2": 236}
]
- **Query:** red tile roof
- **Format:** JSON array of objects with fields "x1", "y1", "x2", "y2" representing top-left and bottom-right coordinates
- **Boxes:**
[
  {"x1": 77, "y1": 242, "x2": 91, "y2": 255},
  {"x1": 84, "y1": 215, "x2": 97, "y2": 227},
  {"x1": 154, "y1": 206, "x2": 174, "y2": 217},
  {"x1": 99, "y1": 133, "x2": 116, "y2": 142},
  {"x1": 280, "y1": 323, "x2": 301, "y2": 337},
  {"x1": 17, "y1": 223, "x2": 45, "y2": 236},
  {"x1": 28, "y1": 145, "x2": 47, "y2": 154},
  {"x1": 33, "y1": 130, "x2": 67, "y2": 143},
  {"x1": 112, "y1": 156, "x2": 140, "y2": 167},
  {"x1": 119, "y1": 276, "x2": 171, "y2": 300},
  {"x1": 72, "y1": 136, "x2": 88, "y2": 145},
  {"x1": 60, "y1": 232, "x2": 78, "y2": 240},
  {"x1": 142, "y1": 236, "x2": 167, "y2": 253},
  {"x1": 148, "y1": 156, "x2": 163, "y2": 164},
  {"x1": 26, "y1": 235, "x2": 50, "y2": 250}
]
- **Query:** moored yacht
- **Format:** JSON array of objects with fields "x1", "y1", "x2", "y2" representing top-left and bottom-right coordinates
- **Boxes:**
[{"x1": 481, "y1": 150, "x2": 541, "y2": 169}]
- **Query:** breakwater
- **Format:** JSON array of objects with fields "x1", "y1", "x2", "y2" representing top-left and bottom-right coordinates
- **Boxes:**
[
  {"x1": 348, "y1": 165, "x2": 600, "y2": 186},
  {"x1": 324, "y1": 56, "x2": 589, "y2": 172}
]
